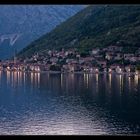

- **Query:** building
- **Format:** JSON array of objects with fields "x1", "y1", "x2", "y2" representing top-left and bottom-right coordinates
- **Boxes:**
[
  {"x1": 107, "y1": 46, "x2": 122, "y2": 52},
  {"x1": 29, "y1": 65, "x2": 41, "y2": 72},
  {"x1": 114, "y1": 53, "x2": 123, "y2": 60},
  {"x1": 105, "y1": 52, "x2": 114, "y2": 60},
  {"x1": 115, "y1": 66, "x2": 124, "y2": 74},
  {"x1": 91, "y1": 48, "x2": 100, "y2": 55}
]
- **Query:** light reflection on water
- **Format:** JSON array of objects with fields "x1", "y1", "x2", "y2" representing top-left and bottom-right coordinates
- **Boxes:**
[{"x1": 0, "y1": 71, "x2": 140, "y2": 135}]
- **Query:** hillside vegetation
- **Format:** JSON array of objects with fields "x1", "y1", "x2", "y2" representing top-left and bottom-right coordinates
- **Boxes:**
[{"x1": 18, "y1": 5, "x2": 140, "y2": 58}]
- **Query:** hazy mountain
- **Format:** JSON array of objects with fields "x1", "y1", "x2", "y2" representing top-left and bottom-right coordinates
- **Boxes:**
[
  {"x1": 18, "y1": 5, "x2": 140, "y2": 59},
  {"x1": 0, "y1": 5, "x2": 84, "y2": 59}
]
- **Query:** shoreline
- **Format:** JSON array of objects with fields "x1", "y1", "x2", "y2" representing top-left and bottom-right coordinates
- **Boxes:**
[{"x1": 0, "y1": 70, "x2": 139, "y2": 76}]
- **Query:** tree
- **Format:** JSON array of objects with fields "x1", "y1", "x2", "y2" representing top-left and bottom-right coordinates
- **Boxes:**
[
  {"x1": 80, "y1": 52, "x2": 89, "y2": 58},
  {"x1": 136, "y1": 65, "x2": 140, "y2": 71},
  {"x1": 50, "y1": 65, "x2": 61, "y2": 71}
]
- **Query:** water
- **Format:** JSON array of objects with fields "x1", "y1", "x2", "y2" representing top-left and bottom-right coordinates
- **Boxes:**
[{"x1": 0, "y1": 71, "x2": 140, "y2": 135}]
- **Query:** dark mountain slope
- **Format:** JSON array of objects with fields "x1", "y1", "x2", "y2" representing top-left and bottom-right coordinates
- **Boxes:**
[{"x1": 18, "y1": 5, "x2": 140, "y2": 58}]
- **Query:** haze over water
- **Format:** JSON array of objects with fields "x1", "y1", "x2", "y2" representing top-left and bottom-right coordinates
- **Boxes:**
[{"x1": 0, "y1": 71, "x2": 140, "y2": 135}]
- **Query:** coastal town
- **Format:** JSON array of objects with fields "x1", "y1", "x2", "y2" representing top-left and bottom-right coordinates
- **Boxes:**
[{"x1": 0, "y1": 45, "x2": 140, "y2": 75}]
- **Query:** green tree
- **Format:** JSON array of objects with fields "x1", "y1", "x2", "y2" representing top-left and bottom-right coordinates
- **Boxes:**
[
  {"x1": 50, "y1": 65, "x2": 61, "y2": 71},
  {"x1": 136, "y1": 65, "x2": 140, "y2": 71}
]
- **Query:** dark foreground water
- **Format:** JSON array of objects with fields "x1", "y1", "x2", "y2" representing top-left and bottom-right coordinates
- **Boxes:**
[{"x1": 0, "y1": 71, "x2": 140, "y2": 135}]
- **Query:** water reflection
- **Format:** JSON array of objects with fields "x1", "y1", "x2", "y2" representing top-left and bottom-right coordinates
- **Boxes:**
[
  {"x1": 134, "y1": 75, "x2": 139, "y2": 88},
  {"x1": 6, "y1": 71, "x2": 11, "y2": 85},
  {"x1": 84, "y1": 73, "x2": 89, "y2": 88},
  {"x1": 61, "y1": 73, "x2": 63, "y2": 88},
  {"x1": 0, "y1": 72, "x2": 140, "y2": 135},
  {"x1": 35, "y1": 73, "x2": 140, "y2": 102},
  {"x1": 119, "y1": 74, "x2": 123, "y2": 94},
  {"x1": 2, "y1": 72, "x2": 140, "y2": 101},
  {"x1": 95, "y1": 74, "x2": 99, "y2": 93},
  {"x1": 109, "y1": 73, "x2": 112, "y2": 90},
  {"x1": 128, "y1": 76, "x2": 132, "y2": 93}
]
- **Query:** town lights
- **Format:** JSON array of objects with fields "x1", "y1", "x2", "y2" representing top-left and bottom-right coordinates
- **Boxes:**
[
  {"x1": 109, "y1": 69, "x2": 112, "y2": 73},
  {"x1": 117, "y1": 68, "x2": 122, "y2": 74},
  {"x1": 71, "y1": 67, "x2": 74, "y2": 72},
  {"x1": 135, "y1": 71, "x2": 139, "y2": 75},
  {"x1": 35, "y1": 67, "x2": 40, "y2": 72},
  {"x1": 90, "y1": 68, "x2": 93, "y2": 73},
  {"x1": 7, "y1": 66, "x2": 10, "y2": 71},
  {"x1": 37, "y1": 68, "x2": 40, "y2": 72},
  {"x1": 95, "y1": 68, "x2": 99, "y2": 73}
]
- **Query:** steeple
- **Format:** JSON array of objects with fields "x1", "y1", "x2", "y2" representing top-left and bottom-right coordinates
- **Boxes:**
[{"x1": 14, "y1": 48, "x2": 17, "y2": 64}]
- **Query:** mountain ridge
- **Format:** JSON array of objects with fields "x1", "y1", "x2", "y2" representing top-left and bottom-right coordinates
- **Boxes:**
[
  {"x1": 18, "y1": 5, "x2": 140, "y2": 59},
  {"x1": 0, "y1": 5, "x2": 84, "y2": 59}
]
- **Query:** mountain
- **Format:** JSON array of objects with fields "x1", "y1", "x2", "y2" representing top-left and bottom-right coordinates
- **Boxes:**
[
  {"x1": 0, "y1": 5, "x2": 84, "y2": 59},
  {"x1": 18, "y1": 5, "x2": 140, "y2": 59}
]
